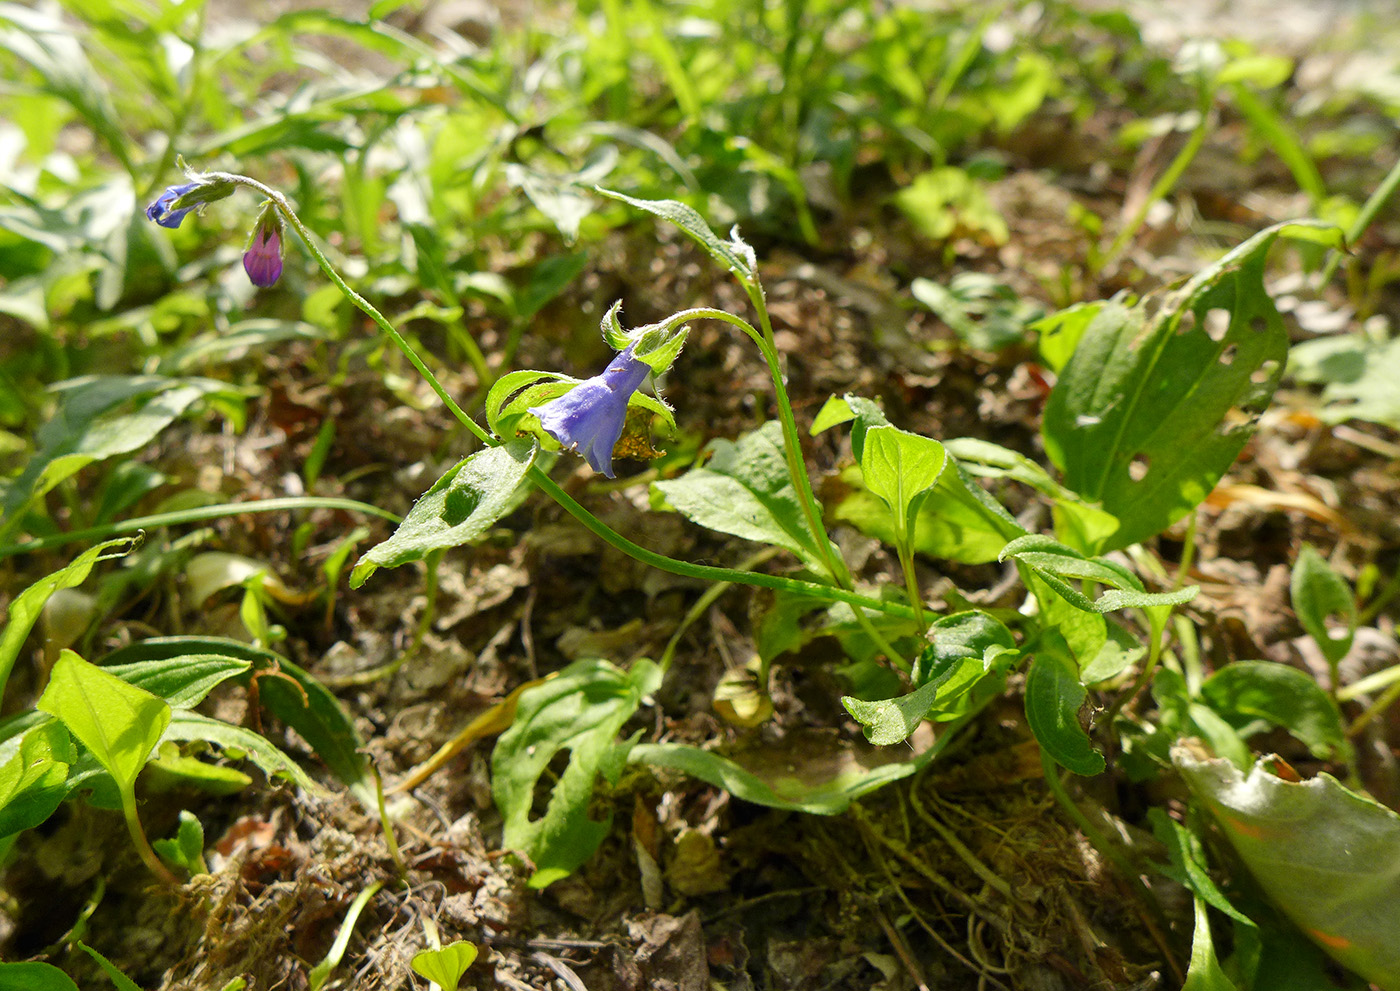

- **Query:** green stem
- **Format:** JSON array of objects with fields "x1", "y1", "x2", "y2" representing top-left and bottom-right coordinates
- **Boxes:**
[
  {"x1": 121, "y1": 792, "x2": 178, "y2": 886},
  {"x1": 0, "y1": 497, "x2": 399, "y2": 561},
  {"x1": 532, "y1": 470, "x2": 911, "y2": 619},
  {"x1": 236, "y1": 184, "x2": 916, "y2": 643},
  {"x1": 1320, "y1": 153, "x2": 1400, "y2": 286},
  {"x1": 658, "y1": 547, "x2": 780, "y2": 672},
  {"x1": 208, "y1": 173, "x2": 491, "y2": 447},
  {"x1": 1098, "y1": 84, "x2": 1212, "y2": 274},
  {"x1": 739, "y1": 286, "x2": 911, "y2": 666},
  {"x1": 742, "y1": 283, "x2": 848, "y2": 585},
  {"x1": 895, "y1": 540, "x2": 926, "y2": 635}
]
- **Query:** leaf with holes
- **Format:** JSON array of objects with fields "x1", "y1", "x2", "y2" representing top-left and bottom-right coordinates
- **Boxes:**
[
  {"x1": 492, "y1": 658, "x2": 661, "y2": 888},
  {"x1": 351, "y1": 441, "x2": 537, "y2": 586},
  {"x1": 1042, "y1": 221, "x2": 1344, "y2": 550}
]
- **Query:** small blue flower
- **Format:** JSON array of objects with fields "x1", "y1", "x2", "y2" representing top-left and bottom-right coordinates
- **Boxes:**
[
  {"x1": 529, "y1": 344, "x2": 651, "y2": 478},
  {"x1": 145, "y1": 181, "x2": 201, "y2": 228},
  {"x1": 243, "y1": 202, "x2": 284, "y2": 288}
]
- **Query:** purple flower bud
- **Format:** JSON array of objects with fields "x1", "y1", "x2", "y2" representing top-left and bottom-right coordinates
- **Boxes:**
[
  {"x1": 145, "y1": 181, "x2": 201, "y2": 228},
  {"x1": 242, "y1": 203, "x2": 284, "y2": 288},
  {"x1": 528, "y1": 345, "x2": 651, "y2": 478}
]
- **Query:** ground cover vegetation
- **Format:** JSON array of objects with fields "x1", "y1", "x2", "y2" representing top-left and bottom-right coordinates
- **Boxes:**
[{"x1": 1, "y1": 0, "x2": 1399, "y2": 988}]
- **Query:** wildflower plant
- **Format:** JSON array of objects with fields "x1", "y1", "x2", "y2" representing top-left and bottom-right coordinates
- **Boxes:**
[{"x1": 132, "y1": 167, "x2": 1379, "y2": 976}]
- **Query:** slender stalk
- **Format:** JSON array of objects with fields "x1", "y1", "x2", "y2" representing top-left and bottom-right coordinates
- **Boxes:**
[
  {"x1": 246, "y1": 185, "x2": 916, "y2": 640},
  {"x1": 1097, "y1": 83, "x2": 1212, "y2": 274},
  {"x1": 121, "y1": 793, "x2": 178, "y2": 886},
  {"x1": 0, "y1": 497, "x2": 399, "y2": 561},
  {"x1": 896, "y1": 542, "x2": 926, "y2": 634},
  {"x1": 1320, "y1": 153, "x2": 1400, "y2": 287},
  {"x1": 742, "y1": 282, "x2": 849, "y2": 585},
  {"x1": 738, "y1": 284, "x2": 910, "y2": 665}
]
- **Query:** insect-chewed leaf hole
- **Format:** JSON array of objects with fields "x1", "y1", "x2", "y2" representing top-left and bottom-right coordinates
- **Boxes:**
[
  {"x1": 1128, "y1": 454, "x2": 1150, "y2": 481},
  {"x1": 1204, "y1": 308, "x2": 1231, "y2": 342}
]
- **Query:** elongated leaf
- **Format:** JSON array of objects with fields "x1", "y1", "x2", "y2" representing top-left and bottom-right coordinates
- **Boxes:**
[
  {"x1": 102, "y1": 655, "x2": 252, "y2": 709},
  {"x1": 352, "y1": 441, "x2": 537, "y2": 586},
  {"x1": 163, "y1": 712, "x2": 318, "y2": 793},
  {"x1": 653, "y1": 421, "x2": 833, "y2": 576},
  {"x1": 1003, "y1": 534, "x2": 1198, "y2": 613},
  {"x1": 492, "y1": 659, "x2": 660, "y2": 888},
  {"x1": 101, "y1": 637, "x2": 369, "y2": 804},
  {"x1": 1290, "y1": 544, "x2": 1355, "y2": 666},
  {"x1": 3, "y1": 376, "x2": 244, "y2": 521},
  {"x1": 595, "y1": 188, "x2": 755, "y2": 283},
  {"x1": 1042, "y1": 221, "x2": 1345, "y2": 550},
  {"x1": 628, "y1": 739, "x2": 934, "y2": 814},
  {"x1": 0, "y1": 536, "x2": 136, "y2": 703},
  {"x1": 0, "y1": 719, "x2": 73, "y2": 837},
  {"x1": 1175, "y1": 745, "x2": 1400, "y2": 990},
  {"x1": 78, "y1": 942, "x2": 142, "y2": 991},
  {"x1": 38, "y1": 650, "x2": 169, "y2": 793},
  {"x1": 1182, "y1": 897, "x2": 1241, "y2": 991},
  {"x1": 1025, "y1": 634, "x2": 1104, "y2": 775},
  {"x1": 1200, "y1": 661, "x2": 1348, "y2": 761}
]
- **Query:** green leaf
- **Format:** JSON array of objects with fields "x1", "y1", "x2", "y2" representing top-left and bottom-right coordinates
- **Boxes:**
[
  {"x1": 834, "y1": 455, "x2": 1026, "y2": 565},
  {"x1": 99, "y1": 637, "x2": 370, "y2": 805},
  {"x1": 77, "y1": 943, "x2": 142, "y2": 991},
  {"x1": 1024, "y1": 634, "x2": 1104, "y2": 776},
  {"x1": 859, "y1": 425, "x2": 947, "y2": 546},
  {"x1": 38, "y1": 649, "x2": 170, "y2": 793},
  {"x1": 653, "y1": 421, "x2": 835, "y2": 576},
  {"x1": 911, "y1": 272, "x2": 1043, "y2": 351},
  {"x1": 0, "y1": 718, "x2": 74, "y2": 837},
  {"x1": 351, "y1": 441, "x2": 537, "y2": 586},
  {"x1": 101, "y1": 654, "x2": 253, "y2": 709},
  {"x1": 1182, "y1": 897, "x2": 1241, "y2": 991},
  {"x1": 1199, "y1": 661, "x2": 1348, "y2": 761},
  {"x1": 1175, "y1": 745, "x2": 1400, "y2": 990},
  {"x1": 3, "y1": 376, "x2": 244, "y2": 523},
  {"x1": 1288, "y1": 333, "x2": 1400, "y2": 430},
  {"x1": 1042, "y1": 221, "x2": 1345, "y2": 550},
  {"x1": 410, "y1": 942, "x2": 479, "y2": 990},
  {"x1": 145, "y1": 747, "x2": 253, "y2": 796},
  {"x1": 162, "y1": 711, "x2": 318, "y2": 794},
  {"x1": 0, "y1": 962, "x2": 79, "y2": 991},
  {"x1": 1034, "y1": 301, "x2": 1103, "y2": 374},
  {"x1": 1290, "y1": 544, "x2": 1355, "y2": 666},
  {"x1": 1003, "y1": 534, "x2": 1198, "y2": 613},
  {"x1": 628, "y1": 740, "x2": 931, "y2": 814},
  {"x1": 843, "y1": 612, "x2": 1018, "y2": 745},
  {"x1": 594, "y1": 188, "x2": 755, "y2": 284},
  {"x1": 492, "y1": 659, "x2": 661, "y2": 888},
  {"x1": 895, "y1": 167, "x2": 1008, "y2": 245},
  {"x1": 0, "y1": 536, "x2": 136, "y2": 704},
  {"x1": 152, "y1": 809, "x2": 206, "y2": 875}
]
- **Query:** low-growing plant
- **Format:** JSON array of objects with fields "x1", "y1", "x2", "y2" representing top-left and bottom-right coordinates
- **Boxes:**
[{"x1": 98, "y1": 150, "x2": 1400, "y2": 990}]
